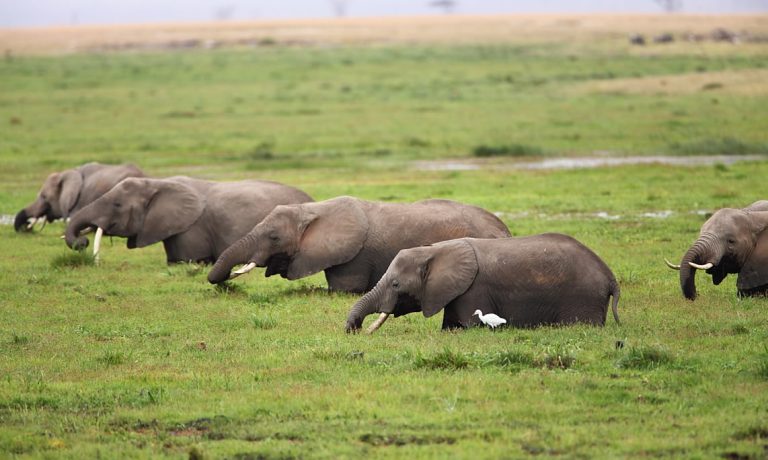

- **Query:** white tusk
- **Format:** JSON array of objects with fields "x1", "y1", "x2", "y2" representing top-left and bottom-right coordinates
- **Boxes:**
[
  {"x1": 26, "y1": 217, "x2": 38, "y2": 230},
  {"x1": 78, "y1": 227, "x2": 94, "y2": 237},
  {"x1": 664, "y1": 258, "x2": 681, "y2": 270},
  {"x1": 93, "y1": 227, "x2": 103, "y2": 262},
  {"x1": 688, "y1": 261, "x2": 713, "y2": 270},
  {"x1": 229, "y1": 262, "x2": 257, "y2": 279},
  {"x1": 366, "y1": 313, "x2": 390, "y2": 334}
]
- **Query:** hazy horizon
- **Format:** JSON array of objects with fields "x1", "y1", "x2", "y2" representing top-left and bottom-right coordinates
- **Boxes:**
[{"x1": 1, "y1": 0, "x2": 767, "y2": 28}]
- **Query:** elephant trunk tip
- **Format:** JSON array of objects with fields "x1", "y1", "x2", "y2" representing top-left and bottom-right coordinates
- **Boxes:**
[
  {"x1": 207, "y1": 270, "x2": 227, "y2": 285},
  {"x1": 70, "y1": 236, "x2": 90, "y2": 251},
  {"x1": 14, "y1": 210, "x2": 30, "y2": 233}
]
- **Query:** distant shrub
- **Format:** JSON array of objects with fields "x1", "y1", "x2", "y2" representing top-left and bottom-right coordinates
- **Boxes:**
[
  {"x1": 616, "y1": 346, "x2": 674, "y2": 369},
  {"x1": 700, "y1": 82, "x2": 724, "y2": 91},
  {"x1": 10, "y1": 333, "x2": 30, "y2": 345},
  {"x1": 757, "y1": 347, "x2": 768, "y2": 380},
  {"x1": 472, "y1": 143, "x2": 543, "y2": 157},
  {"x1": 251, "y1": 313, "x2": 277, "y2": 330},
  {"x1": 482, "y1": 350, "x2": 536, "y2": 370},
  {"x1": 51, "y1": 251, "x2": 95, "y2": 269},
  {"x1": 669, "y1": 137, "x2": 768, "y2": 156},
  {"x1": 414, "y1": 349, "x2": 470, "y2": 370},
  {"x1": 246, "y1": 142, "x2": 275, "y2": 160},
  {"x1": 542, "y1": 345, "x2": 576, "y2": 370},
  {"x1": 97, "y1": 351, "x2": 126, "y2": 367}
]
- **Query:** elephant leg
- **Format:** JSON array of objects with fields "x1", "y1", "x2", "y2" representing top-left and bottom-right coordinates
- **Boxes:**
[
  {"x1": 324, "y1": 259, "x2": 372, "y2": 293},
  {"x1": 556, "y1": 300, "x2": 606, "y2": 326},
  {"x1": 738, "y1": 285, "x2": 768, "y2": 297},
  {"x1": 441, "y1": 296, "x2": 482, "y2": 330},
  {"x1": 162, "y1": 232, "x2": 213, "y2": 264}
]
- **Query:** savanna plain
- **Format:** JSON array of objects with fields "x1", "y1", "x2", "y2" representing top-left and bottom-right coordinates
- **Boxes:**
[{"x1": 1, "y1": 14, "x2": 768, "y2": 459}]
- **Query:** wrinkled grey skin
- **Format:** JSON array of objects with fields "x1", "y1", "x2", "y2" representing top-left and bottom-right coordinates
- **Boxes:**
[
  {"x1": 14, "y1": 162, "x2": 144, "y2": 232},
  {"x1": 207, "y1": 196, "x2": 511, "y2": 292},
  {"x1": 65, "y1": 176, "x2": 313, "y2": 264},
  {"x1": 346, "y1": 234, "x2": 620, "y2": 332},
  {"x1": 679, "y1": 200, "x2": 768, "y2": 300}
]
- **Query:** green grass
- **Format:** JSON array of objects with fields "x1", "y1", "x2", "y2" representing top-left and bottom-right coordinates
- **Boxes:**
[{"x1": 0, "y1": 33, "x2": 767, "y2": 458}]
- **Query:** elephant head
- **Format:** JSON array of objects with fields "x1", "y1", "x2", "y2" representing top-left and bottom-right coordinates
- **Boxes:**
[
  {"x1": 345, "y1": 239, "x2": 478, "y2": 333},
  {"x1": 14, "y1": 170, "x2": 83, "y2": 232},
  {"x1": 670, "y1": 208, "x2": 768, "y2": 299},
  {"x1": 64, "y1": 177, "x2": 204, "y2": 251},
  {"x1": 207, "y1": 197, "x2": 369, "y2": 284}
]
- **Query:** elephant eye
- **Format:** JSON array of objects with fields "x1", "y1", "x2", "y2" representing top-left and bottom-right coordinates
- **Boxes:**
[
  {"x1": 727, "y1": 238, "x2": 736, "y2": 244},
  {"x1": 269, "y1": 234, "x2": 279, "y2": 242},
  {"x1": 392, "y1": 280, "x2": 400, "y2": 288},
  {"x1": 114, "y1": 202, "x2": 122, "y2": 208}
]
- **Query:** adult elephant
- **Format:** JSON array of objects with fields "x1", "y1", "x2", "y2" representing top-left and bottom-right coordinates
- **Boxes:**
[
  {"x1": 14, "y1": 162, "x2": 144, "y2": 232},
  {"x1": 64, "y1": 176, "x2": 313, "y2": 264},
  {"x1": 666, "y1": 200, "x2": 768, "y2": 300},
  {"x1": 346, "y1": 234, "x2": 620, "y2": 333},
  {"x1": 207, "y1": 196, "x2": 511, "y2": 292}
]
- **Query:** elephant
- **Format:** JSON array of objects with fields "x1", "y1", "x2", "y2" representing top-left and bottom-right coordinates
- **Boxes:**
[
  {"x1": 346, "y1": 234, "x2": 621, "y2": 333},
  {"x1": 665, "y1": 200, "x2": 768, "y2": 300},
  {"x1": 14, "y1": 162, "x2": 144, "y2": 232},
  {"x1": 206, "y1": 196, "x2": 511, "y2": 292},
  {"x1": 64, "y1": 176, "x2": 313, "y2": 264}
]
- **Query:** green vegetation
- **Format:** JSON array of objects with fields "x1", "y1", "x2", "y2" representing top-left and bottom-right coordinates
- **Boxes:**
[{"x1": 0, "y1": 33, "x2": 767, "y2": 458}]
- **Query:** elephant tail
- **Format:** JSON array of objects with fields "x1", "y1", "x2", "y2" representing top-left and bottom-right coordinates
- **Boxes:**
[{"x1": 609, "y1": 280, "x2": 621, "y2": 325}]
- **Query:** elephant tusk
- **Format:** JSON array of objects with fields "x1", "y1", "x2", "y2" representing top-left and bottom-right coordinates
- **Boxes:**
[
  {"x1": 230, "y1": 262, "x2": 257, "y2": 279},
  {"x1": 93, "y1": 227, "x2": 103, "y2": 262},
  {"x1": 366, "y1": 313, "x2": 390, "y2": 334},
  {"x1": 78, "y1": 227, "x2": 94, "y2": 237},
  {"x1": 26, "y1": 217, "x2": 38, "y2": 230},
  {"x1": 688, "y1": 261, "x2": 713, "y2": 270},
  {"x1": 664, "y1": 258, "x2": 681, "y2": 270}
]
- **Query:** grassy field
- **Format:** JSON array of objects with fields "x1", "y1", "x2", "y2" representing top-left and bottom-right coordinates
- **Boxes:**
[{"x1": 1, "y1": 15, "x2": 768, "y2": 459}]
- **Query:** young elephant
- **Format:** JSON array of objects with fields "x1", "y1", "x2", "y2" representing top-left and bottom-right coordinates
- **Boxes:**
[
  {"x1": 14, "y1": 162, "x2": 144, "y2": 232},
  {"x1": 665, "y1": 200, "x2": 768, "y2": 299},
  {"x1": 207, "y1": 196, "x2": 511, "y2": 292},
  {"x1": 65, "y1": 176, "x2": 313, "y2": 264},
  {"x1": 346, "y1": 234, "x2": 620, "y2": 333}
]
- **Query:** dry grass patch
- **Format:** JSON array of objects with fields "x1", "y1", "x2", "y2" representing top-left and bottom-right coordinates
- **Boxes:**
[
  {"x1": 579, "y1": 68, "x2": 768, "y2": 96},
  {"x1": 1, "y1": 14, "x2": 766, "y2": 56}
]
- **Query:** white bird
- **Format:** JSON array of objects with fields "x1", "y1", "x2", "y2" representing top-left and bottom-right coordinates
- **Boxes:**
[{"x1": 473, "y1": 310, "x2": 507, "y2": 329}]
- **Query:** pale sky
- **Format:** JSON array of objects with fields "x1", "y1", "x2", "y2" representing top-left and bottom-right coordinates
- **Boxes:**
[{"x1": 0, "y1": 0, "x2": 766, "y2": 27}]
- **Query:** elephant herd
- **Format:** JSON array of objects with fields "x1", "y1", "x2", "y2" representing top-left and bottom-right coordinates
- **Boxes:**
[{"x1": 15, "y1": 162, "x2": 768, "y2": 334}]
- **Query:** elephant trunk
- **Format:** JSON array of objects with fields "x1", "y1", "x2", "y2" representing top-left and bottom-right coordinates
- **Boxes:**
[
  {"x1": 64, "y1": 208, "x2": 96, "y2": 250},
  {"x1": 207, "y1": 233, "x2": 257, "y2": 284},
  {"x1": 345, "y1": 279, "x2": 396, "y2": 333},
  {"x1": 14, "y1": 209, "x2": 30, "y2": 232},
  {"x1": 680, "y1": 233, "x2": 723, "y2": 300},
  {"x1": 14, "y1": 197, "x2": 48, "y2": 232}
]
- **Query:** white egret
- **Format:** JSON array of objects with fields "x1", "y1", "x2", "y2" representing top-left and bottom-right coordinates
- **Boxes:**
[{"x1": 473, "y1": 310, "x2": 507, "y2": 329}]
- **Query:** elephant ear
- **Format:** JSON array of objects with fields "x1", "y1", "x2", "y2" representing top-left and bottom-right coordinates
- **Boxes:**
[
  {"x1": 287, "y1": 197, "x2": 369, "y2": 280},
  {"x1": 422, "y1": 239, "x2": 479, "y2": 318},
  {"x1": 58, "y1": 169, "x2": 83, "y2": 218},
  {"x1": 134, "y1": 181, "x2": 205, "y2": 248},
  {"x1": 737, "y1": 228, "x2": 768, "y2": 291}
]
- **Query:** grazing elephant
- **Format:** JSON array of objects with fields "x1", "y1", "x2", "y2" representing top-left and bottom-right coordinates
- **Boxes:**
[
  {"x1": 14, "y1": 162, "x2": 144, "y2": 232},
  {"x1": 207, "y1": 196, "x2": 511, "y2": 292},
  {"x1": 64, "y1": 176, "x2": 313, "y2": 264},
  {"x1": 346, "y1": 234, "x2": 621, "y2": 333},
  {"x1": 666, "y1": 200, "x2": 768, "y2": 300}
]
